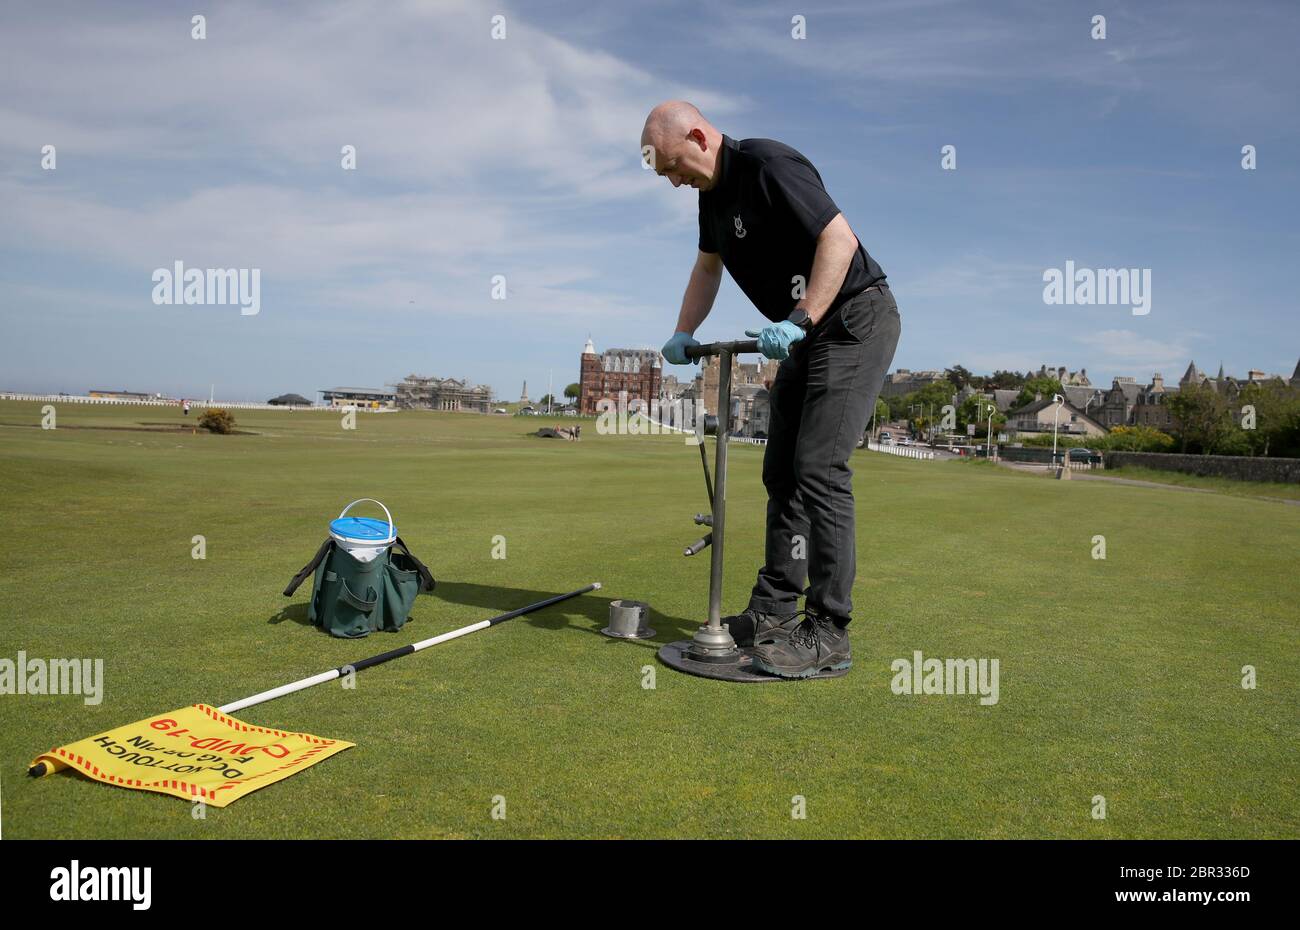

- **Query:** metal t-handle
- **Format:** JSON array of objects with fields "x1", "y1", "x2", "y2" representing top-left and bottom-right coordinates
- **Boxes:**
[{"x1": 685, "y1": 339, "x2": 760, "y2": 360}]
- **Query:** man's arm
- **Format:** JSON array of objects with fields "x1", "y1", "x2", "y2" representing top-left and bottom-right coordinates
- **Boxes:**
[
  {"x1": 799, "y1": 213, "x2": 859, "y2": 325},
  {"x1": 673, "y1": 250, "x2": 723, "y2": 335}
]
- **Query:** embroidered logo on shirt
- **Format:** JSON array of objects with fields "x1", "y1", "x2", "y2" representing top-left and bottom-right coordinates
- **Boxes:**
[{"x1": 733, "y1": 214, "x2": 747, "y2": 239}]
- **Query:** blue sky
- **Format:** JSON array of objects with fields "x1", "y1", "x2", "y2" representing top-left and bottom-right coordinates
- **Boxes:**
[{"x1": 1, "y1": 0, "x2": 1297, "y2": 401}]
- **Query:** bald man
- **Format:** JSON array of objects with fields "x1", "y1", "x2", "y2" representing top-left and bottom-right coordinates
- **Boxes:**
[{"x1": 644, "y1": 101, "x2": 901, "y2": 679}]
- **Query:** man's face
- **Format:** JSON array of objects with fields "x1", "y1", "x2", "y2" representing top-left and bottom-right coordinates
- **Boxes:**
[{"x1": 646, "y1": 131, "x2": 713, "y2": 191}]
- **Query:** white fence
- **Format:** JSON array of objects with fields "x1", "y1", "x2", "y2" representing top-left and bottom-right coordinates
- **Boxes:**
[
  {"x1": 1000, "y1": 454, "x2": 1104, "y2": 471},
  {"x1": 0, "y1": 393, "x2": 321, "y2": 412},
  {"x1": 866, "y1": 440, "x2": 935, "y2": 460},
  {"x1": 636, "y1": 413, "x2": 767, "y2": 444}
]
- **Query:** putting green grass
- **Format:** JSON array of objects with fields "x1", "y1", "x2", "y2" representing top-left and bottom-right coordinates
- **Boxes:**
[{"x1": 1, "y1": 402, "x2": 1296, "y2": 839}]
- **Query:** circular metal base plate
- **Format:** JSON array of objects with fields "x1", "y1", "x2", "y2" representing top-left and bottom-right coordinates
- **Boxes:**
[
  {"x1": 600, "y1": 626, "x2": 656, "y2": 640},
  {"x1": 658, "y1": 640, "x2": 850, "y2": 683}
]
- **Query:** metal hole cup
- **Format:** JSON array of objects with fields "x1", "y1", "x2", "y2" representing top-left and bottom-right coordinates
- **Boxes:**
[{"x1": 601, "y1": 599, "x2": 655, "y2": 639}]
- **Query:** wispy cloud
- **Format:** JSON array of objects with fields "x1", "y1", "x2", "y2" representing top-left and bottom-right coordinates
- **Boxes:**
[{"x1": 1074, "y1": 328, "x2": 1197, "y2": 373}]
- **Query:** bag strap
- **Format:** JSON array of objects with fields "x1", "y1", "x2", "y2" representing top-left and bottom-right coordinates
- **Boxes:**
[
  {"x1": 283, "y1": 538, "x2": 334, "y2": 597},
  {"x1": 393, "y1": 536, "x2": 437, "y2": 592}
]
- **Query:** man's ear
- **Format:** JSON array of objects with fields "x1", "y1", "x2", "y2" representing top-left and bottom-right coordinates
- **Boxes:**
[{"x1": 687, "y1": 127, "x2": 708, "y2": 150}]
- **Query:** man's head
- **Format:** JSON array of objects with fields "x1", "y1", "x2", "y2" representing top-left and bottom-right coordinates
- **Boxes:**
[{"x1": 641, "y1": 101, "x2": 723, "y2": 191}]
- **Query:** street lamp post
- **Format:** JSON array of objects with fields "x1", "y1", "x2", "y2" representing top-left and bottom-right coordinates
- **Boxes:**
[{"x1": 1051, "y1": 393, "x2": 1064, "y2": 471}]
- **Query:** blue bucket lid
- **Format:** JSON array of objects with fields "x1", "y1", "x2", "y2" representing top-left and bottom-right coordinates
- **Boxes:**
[{"x1": 330, "y1": 516, "x2": 395, "y2": 543}]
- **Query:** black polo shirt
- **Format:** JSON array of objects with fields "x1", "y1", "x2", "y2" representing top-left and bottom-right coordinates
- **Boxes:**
[{"x1": 699, "y1": 135, "x2": 885, "y2": 322}]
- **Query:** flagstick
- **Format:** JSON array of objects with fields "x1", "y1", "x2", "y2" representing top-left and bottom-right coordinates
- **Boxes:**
[{"x1": 217, "y1": 583, "x2": 601, "y2": 714}]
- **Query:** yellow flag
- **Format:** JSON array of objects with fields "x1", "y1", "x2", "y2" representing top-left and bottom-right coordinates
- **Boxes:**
[{"x1": 31, "y1": 704, "x2": 353, "y2": 807}]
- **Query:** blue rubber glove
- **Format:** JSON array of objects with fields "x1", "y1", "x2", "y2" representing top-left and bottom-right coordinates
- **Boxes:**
[
  {"x1": 662, "y1": 331, "x2": 702, "y2": 365},
  {"x1": 745, "y1": 320, "x2": 805, "y2": 360}
]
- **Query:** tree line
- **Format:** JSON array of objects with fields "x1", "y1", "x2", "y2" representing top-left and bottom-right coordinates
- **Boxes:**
[{"x1": 880, "y1": 367, "x2": 1300, "y2": 457}]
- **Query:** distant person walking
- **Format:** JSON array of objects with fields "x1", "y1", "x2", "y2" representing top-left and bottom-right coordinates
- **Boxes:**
[{"x1": 182, "y1": 399, "x2": 190, "y2": 416}]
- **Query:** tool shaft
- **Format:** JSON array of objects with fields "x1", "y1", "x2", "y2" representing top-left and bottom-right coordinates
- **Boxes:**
[{"x1": 217, "y1": 583, "x2": 601, "y2": 714}]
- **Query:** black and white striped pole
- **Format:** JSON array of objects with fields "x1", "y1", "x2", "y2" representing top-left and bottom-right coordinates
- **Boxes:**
[
  {"x1": 219, "y1": 583, "x2": 601, "y2": 714},
  {"x1": 27, "y1": 584, "x2": 601, "y2": 778}
]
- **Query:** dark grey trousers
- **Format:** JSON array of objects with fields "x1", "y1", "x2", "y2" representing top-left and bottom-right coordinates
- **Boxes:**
[{"x1": 748, "y1": 285, "x2": 901, "y2": 624}]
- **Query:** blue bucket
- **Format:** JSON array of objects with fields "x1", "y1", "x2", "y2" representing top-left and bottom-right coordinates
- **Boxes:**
[{"x1": 329, "y1": 499, "x2": 396, "y2": 562}]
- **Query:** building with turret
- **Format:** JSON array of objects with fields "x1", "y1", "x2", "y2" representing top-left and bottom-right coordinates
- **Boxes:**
[
  {"x1": 880, "y1": 368, "x2": 946, "y2": 398},
  {"x1": 1034, "y1": 364, "x2": 1092, "y2": 387},
  {"x1": 1176, "y1": 358, "x2": 1291, "y2": 399},
  {"x1": 1130, "y1": 358, "x2": 1299, "y2": 431},
  {"x1": 578, "y1": 338, "x2": 662, "y2": 415}
]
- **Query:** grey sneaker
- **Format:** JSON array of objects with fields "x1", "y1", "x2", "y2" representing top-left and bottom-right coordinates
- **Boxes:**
[
  {"x1": 750, "y1": 612, "x2": 851, "y2": 679},
  {"x1": 722, "y1": 606, "x2": 800, "y2": 648}
]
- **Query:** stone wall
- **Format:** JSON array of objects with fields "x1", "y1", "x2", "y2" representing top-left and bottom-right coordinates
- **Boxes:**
[{"x1": 1105, "y1": 451, "x2": 1300, "y2": 483}]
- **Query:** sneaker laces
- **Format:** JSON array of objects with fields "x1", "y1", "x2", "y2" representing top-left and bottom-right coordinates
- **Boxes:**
[{"x1": 781, "y1": 611, "x2": 819, "y2": 650}]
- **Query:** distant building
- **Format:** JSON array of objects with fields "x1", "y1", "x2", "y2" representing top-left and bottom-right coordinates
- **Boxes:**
[
  {"x1": 955, "y1": 385, "x2": 983, "y2": 404},
  {"x1": 1008, "y1": 395, "x2": 1107, "y2": 437},
  {"x1": 1034, "y1": 364, "x2": 1092, "y2": 387},
  {"x1": 991, "y1": 389, "x2": 1021, "y2": 413},
  {"x1": 579, "y1": 338, "x2": 662, "y2": 415},
  {"x1": 658, "y1": 374, "x2": 686, "y2": 404},
  {"x1": 393, "y1": 376, "x2": 492, "y2": 412},
  {"x1": 695, "y1": 356, "x2": 779, "y2": 414},
  {"x1": 1177, "y1": 359, "x2": 1292, "y2": 396},
  {"x1": 267, "y1": 393, "x2": 312, "y2": 406},
  {"x1": 732, "y1": 383, "x2": 771, "y2": 437},
  {"x1": 1063, "y1": 384, "x2": 1105, "y2": 414},
  {"x1": 1096, "y1": 378, "x2": 1140, "y2": 428},
  {"x1": 1134, "y1": 372, "x2": 1175, "y2": 430},
  {"x1": 880, "y1": 368, "x2": 946, "y2": 398},
  {"x1": 89, "y1": 389, "x2": 157, "y2": 401},
  {"x1": 321, "y1": 387, "x2": 396, "y2": 409},
  {"x1": 1131, "y1": 358, "x2": 1296, "y2": 433}
]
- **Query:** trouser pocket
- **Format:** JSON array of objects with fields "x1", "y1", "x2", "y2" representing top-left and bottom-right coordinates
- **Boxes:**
[{"x1": 838, "y1": 288, "x2": 896, "y2": 344}]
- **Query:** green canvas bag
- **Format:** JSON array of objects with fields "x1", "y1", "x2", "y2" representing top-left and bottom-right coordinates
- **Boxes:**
[{"x1": 284, "y1": 536, "x2": 435, "y2": 638}]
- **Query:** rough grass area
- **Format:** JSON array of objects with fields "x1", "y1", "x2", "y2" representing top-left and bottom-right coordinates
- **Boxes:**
[
  {"x1": 1101, "y1": 463, "x2": 1300, "y2": 502},
  {"x1": 1, "y1": 402, "x2": 1296, "y2": 838}
]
